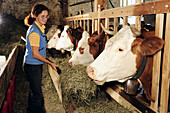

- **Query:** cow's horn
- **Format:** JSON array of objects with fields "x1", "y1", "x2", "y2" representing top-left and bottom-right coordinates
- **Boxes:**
[{"x1": 100, "y1": 23, "x2": 116, "y2": 35}]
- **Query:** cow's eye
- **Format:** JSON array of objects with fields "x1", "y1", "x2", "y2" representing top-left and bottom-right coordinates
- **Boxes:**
[
  {"x1": 119, "y1": 48, "x2": 123, "y2": 51},
  {"x1": 115, "y1": 48, "x2": 124, "y2": 53},
  {"x1": 81, "y1": 48, "x2": 84, "y2": 50}
]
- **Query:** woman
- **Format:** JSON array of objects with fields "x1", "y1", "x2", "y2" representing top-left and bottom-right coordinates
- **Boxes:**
[{"x1": 23, "y1": 4, "x2": 58, "y2": 113}]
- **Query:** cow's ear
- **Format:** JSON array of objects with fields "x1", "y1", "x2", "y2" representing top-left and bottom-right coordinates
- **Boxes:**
[
  {"x1": 131, "y1": 38, "x2": 143, "y2": 54},
  {"x1": 140, "y1": 37, "x2": 164, "y2": 56}
]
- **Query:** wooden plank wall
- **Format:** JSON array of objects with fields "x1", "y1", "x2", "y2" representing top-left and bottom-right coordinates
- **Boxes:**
[
  {"x1": 64, "y1": 1, "x2": 170, "y2": 112},
  {"x1": 0, "y1": 46, "x2": 18, "y2": 108}
]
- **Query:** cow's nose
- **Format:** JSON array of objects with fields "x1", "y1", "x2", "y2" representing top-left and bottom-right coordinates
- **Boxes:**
[
  {"x1": 69, "y1": 62, "x2": 72, "y2": 66},
  {"x1": 86, "y1": 66, "x2": 95, "y2": 79}
]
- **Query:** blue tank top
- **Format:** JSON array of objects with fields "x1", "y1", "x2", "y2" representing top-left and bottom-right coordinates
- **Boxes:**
[{"x1": 24, "y1": 22, "x2": 47, "y2": 65}]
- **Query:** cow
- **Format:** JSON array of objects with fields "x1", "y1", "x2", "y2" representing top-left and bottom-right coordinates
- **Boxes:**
[
  {"x1": 47, "y1": 29, "x2": 61, "y2": 49},
  {"x1": 46, "y1": 25, "x2": 58, "y2": 40},
  {"x1": 55, "y1": 25, "x2": 83, "y2": 51},
  {"x1": 69, "y1": 29, "x2": 107, "y2": 66},
  {"x1": 86, "y1": 25, "x2": 164, "y2": 101},
  {"x1": 140, "y1": 21, "x2": 155, "y2": 39},
  {"x1": 55, "y1": 25, "x2": 73, "y2": 51},
  {"x1": 66, "y1": 26, "x2": 84, "y2": 50}
]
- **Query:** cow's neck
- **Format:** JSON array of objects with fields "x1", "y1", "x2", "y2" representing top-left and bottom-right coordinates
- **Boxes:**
[{"x1": 132, "y1": 56, "x2": 148, "y2": 79}]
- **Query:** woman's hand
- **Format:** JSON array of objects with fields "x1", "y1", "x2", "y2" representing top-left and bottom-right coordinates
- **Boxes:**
[{"x1": 50, "y1": 62, "x2": 58, "y2": 71}]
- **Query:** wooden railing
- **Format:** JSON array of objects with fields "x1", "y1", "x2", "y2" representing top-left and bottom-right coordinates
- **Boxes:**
[{"x1": 0, "y1": 46, "x2": 18, "y2": 108}]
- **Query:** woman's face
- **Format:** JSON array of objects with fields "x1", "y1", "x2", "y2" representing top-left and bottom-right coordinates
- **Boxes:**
[{"x1": 36, "y1": 10, "x2": 49, "y2": 26}]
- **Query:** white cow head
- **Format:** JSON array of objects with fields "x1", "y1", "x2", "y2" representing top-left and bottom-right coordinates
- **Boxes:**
[
  {"x1": 86, "y1": 25, "x2": 164, "y2": 85},
  {"x1": 69, "y1": 31, "x2": 94, "y2": 66},
  {"x1": 46, "y1": 25, "x2": 58, "y2": 40},
  {"x1": 47, "y1": 29, "x2": 61, "y2": 49},
  {"x1": 55, "y1": 25, "x2": 74, "y2": 51}
]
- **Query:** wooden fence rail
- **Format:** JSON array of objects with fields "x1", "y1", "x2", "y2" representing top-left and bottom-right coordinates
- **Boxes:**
[{"x1": 0, "y1": 46, "x2": 18, "y2": 108}]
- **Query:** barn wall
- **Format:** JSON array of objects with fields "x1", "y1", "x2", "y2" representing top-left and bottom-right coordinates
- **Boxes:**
[
  {"x1": 68, "y1": 0, "x2": 158, "y2": 16},
  {"x1": 68, "y1": 0, "x2": 120, "y2": 16},
  {"x1": 0, "y1": 0, "x2": 63, "y2": 26}
]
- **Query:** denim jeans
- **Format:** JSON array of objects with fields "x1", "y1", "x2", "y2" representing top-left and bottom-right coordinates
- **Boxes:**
[{"x1": 23, "y1": 63, "x2": 45, "y2": 113}]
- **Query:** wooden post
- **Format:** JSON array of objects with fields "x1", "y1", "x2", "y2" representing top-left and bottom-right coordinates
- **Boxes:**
[
  {"x1": 105, "y1": 18, "x2": 109, "y2": 40},
  {"x1": 72, "y1": 21, "x2": 74, "y2": 28},
  {"x1": 135, "y1": 0, "x2": 141, "y2": 31},
  {"x1": 77, "y1": 20, "x2": 79, "y2": 27},
  {"x1": 123, "y1": 16, "x2": 128, "y2": 26},
  {"x1": 87, "y1": 19, "x2": 90, "y2": 32},
  {"x1": 94, "y1": 0, "x2": 107, "y2": 12},
  {"x1": 80, "y1": 10, "x2": 82, "y2": 27},
  {"x1": 114, "y1": 17, "x2": 119, "y2": 32},
  {"x1": 84, "y1": 20, "x2": 86, "y2": 31},
  {"x1": 74, "y1": 20, "x2": 76, "y2": 29},
  {"x1": 150, "y1": 13, "x2": 164, "y2": 112},
  {"x1": 98, "y1": 4, "x2": 101, "y2": 34},
  {"x1": 160, "y1": 13, "x2": 170, "y2": 113},
  {"x1": 92, "y1": 19, "x2": 95, "y2": 33},
  {"x1": 105, "y1": 18, "x2": 109, "y2": 29}
]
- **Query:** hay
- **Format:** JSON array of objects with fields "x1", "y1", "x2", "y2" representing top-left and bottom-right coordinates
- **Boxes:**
[
  {"x1": 48, "y1": 54, "x2": 98, "y2": 109},
  {"x1": 47, "y1": 53, "x2": 132, "y2": 113},
  {"x1": 74, "y1": 91, "x2": 131, "y2": 113}
]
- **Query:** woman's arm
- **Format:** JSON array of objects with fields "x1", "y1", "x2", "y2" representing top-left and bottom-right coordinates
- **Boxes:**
[{"x1": 32, "y1": 46, "x2": 57, "y2": 70}]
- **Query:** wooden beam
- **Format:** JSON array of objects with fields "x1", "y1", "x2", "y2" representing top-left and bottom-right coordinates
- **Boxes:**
[
  {"x1": 160, "y1": 13, "x2": 170, "y2": 113},
  {"x1": 106, "y1": 82, "x2": 155, "y2": 113},
  {"x1": 48, "y1": 65, "x2": 62, "y2": 103},
  {"x1": 106, "y1": 87, "x2": 140, "y2": 113},
  {"x1": 0, "y1": 46, "x2": 18, "y2": 108},
  {"x1": 93, "y1": 1, "x2": 170, "y2": 19},
  {"x1": 63, "y1": 1, "x2": 170, "y2": 21},
  {"x1": 150, "y1": 13, "x2": 164, "y2": 112}
]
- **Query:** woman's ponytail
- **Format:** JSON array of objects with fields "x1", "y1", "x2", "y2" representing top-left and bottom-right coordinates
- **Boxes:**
[{"x1": 24, "y1": 14, "x2": 35, "y2": 27}]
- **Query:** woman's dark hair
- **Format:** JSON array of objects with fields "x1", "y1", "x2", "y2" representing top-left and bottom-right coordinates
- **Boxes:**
[{"x1": 24, "y1": 4, "x2": 49, "y2": 27}]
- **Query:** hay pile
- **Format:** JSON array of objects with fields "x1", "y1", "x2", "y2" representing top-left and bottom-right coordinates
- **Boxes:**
[
  {"x1": 48, "y1": 53, "x2": 132, "y2": 113},
  {"x1": 48, "y1": 54, "x2": 98, "y2": 110}
]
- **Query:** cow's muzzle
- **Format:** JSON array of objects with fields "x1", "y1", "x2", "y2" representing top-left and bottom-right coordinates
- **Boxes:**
[{"x1": 86, "y1": 66, "x2": 95, "y2": 79}]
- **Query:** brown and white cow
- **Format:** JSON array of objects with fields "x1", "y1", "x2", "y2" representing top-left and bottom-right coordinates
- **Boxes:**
[
  {"x1": 55, "y1": 25, "x2": 73, "y2": 51},
  {"x1": 55, "y1": 25, "x2": 83, "y2": 51},
  {"x1": 47, "y1": 29, "x2": 61, "y2": 49},
  {"x1": 46, "y1": 25, "x2": 58, "y2": 40},
  {"x1": 69, "y1": 30, "x2": 106, "y2": 66},
  {"x1": 86, "y1": 25, "x2": 164, "y2": 101},
  {"x1": 66, "y1": 26, "x2": 84, "y2": 50}
]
